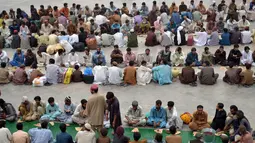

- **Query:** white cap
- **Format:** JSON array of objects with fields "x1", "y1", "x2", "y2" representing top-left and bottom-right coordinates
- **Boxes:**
[
  {"x1": 213, "y1": 0, "x2": 216, "y2": 3},
  {"x1": 130, "y1": 29, "x2": 134, "y2": 32},
  {"x1": 84, "y1": 123, "x2": 92, "y2": 130},
  {"x1": 22, "y1": 96, "x2": 28, "y2": 102}
]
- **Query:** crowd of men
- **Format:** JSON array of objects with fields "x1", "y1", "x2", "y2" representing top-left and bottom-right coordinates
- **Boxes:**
[{"x1": 0, "y1": 85, "x2": 253, "y2": 143}]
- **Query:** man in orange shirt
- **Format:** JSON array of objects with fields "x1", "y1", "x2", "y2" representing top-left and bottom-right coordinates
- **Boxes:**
[
  {"x1": 60, "y1": 3, "x2": 69, "y2": 18},
  {"x1": 124, "y1": 61, "x2": 137, "y2": 85}
]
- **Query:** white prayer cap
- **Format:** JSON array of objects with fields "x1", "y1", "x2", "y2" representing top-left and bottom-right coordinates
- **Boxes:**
[
  {"x1": 130, "y1": 29, "x2": 134, "y2": 32},
  {"x1": 213, "y1": 0, "x2": 216, "y2": 3},
  {"x1": 22, "y1": 96, "x2": 28, "y2": 102},
  {"x1": 84, "y1": 123, "x2": 92, "y2": 130}
]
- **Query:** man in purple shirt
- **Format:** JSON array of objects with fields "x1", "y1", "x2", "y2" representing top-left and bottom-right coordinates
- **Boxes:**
[{"x1": 58, "y1": 13, "x2": 68, "y2": 28}]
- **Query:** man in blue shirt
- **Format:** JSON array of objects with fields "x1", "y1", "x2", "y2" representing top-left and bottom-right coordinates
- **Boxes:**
[
  {"x1": 92, "y1": 47, "x2": 106, "y2": 66},
  {"x1": 28, "y1": 121, "x2": 53, "y2": 143},
  {"x1": 147, "y1": 100, "x2": 166, "y2": 128},
  {"x1": 56, "y1": 123, "x2": 73, "y2": 143}
]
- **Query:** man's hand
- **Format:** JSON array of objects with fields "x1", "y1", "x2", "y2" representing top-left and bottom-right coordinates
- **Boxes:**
[
  {"x1": 153, "y1": 122, "x2": 157, "y2": 128},
  {"x1": 79, "y1": 112, "x2": 83, "y2": 117}
]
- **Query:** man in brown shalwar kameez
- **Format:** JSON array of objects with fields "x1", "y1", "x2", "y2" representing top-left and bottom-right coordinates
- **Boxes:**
[
  {"x1": 189, "y1": 105, "x2": 210, "y2": 131},
  {"x1": 223, "y1": 62, "x2": 242, "y2": 85},
  {"x1": 84, "y1": 84, "x2": 107, "y2": 131},
  {"x1": 12, "y1": 64, "x2": 27, "y2": 85},
  {"x1": 179, "y1": 62, "x2": 197, "y2": 85}
]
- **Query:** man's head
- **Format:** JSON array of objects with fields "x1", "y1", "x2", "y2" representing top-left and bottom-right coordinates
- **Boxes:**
[
  {"x1": 96, "y1": 47, "x2": 101, "y2": 53},
  {"x1": 49, "y1": 58, "x2": 55, "y2": 64},
  {"x1": 234, "y1": 44, "x2": 239, "y2": 50},
  {"x1": 0, "y1": 98, "x2": 5, "y2": 106},
  {"x1": 176, "y1": 47, "x2": 182, "y2": 53},
  {"x1": 133, "y1": 132, "x2": 141, "y2": 141},
  {"x1": 81, "y1": 99, "x2": 87, "y2": 108},
  {"x1": 245, "y1": 63, "x2": 252, "y2": 70},
  {"x1": 85, "y1": 48, "x2": 90, "y2": 55},
  {"x1": 48, "y1": 97, "x2": 55, "y2": 106},
  {"x1": 132, "y1": 100, "x2": 138, "y2": 110},
  {"x1": 84, "y1": 123, "x2": 92, "y2": 131},
  {"x1": 219, "y1": 45, "x2": 224, "y2": 51},
  {"x1": 1, "y1": 62, "x2": 6, "y2": 68},
  {"x1": 220, "y1": 134, "x2": 229, "y2": 143},
  {"x1": 153, "y1": 1, "x2": 157, "y2": 5},
  {"x1": 141, "y1": 60, "x2": 147, "y2": 66},
  {"x1": 155, "y1": 100, "x2": 162, "y2": 110},
  {"x1": 100, "y1": 128, "x2": 108, "y2": 137},
  {"x1": 239, "y1": 125, "x2": 247, "y2": 135},
  {"x1": 217, "y1": 103, "x2": 224, "y2": 110},
  {"x1": 64, "y1": 3, "x2": 68, "y2": 8},
  {"x1": 114, "y1": 45, "x2": 119, "y2": 51},
  {"x1": 191, "y1": 0, "x2": 194, "y2": 4},
  {"x1": 167, "y1": 101, "x2": 174, "y2": 110},
  {"x1": 204, "y1": 47, "x2": 209, "y2": 53},
  {"x1": 74, "y1": 65, "x2": 79, "y2": 70},
  {"x1": 228, "y1": 62, "x2": 234, "y2": 68},
  {"x1": 0, "y1": 120, "x2": 6, "y2": 128},
  {"x1": 199, "y1": 0, "x2": 203, "y2": 5},
  {"x1": 65, "y1": 96, "x2": 71, "y2": 105},
  {"x1": 165, "y1": 46, "x2": 170, "y2": 52},
  {"x1": 236, "y1": 110, "x2": 244, "y2": 119},
  {"x1": 41, "y1": 121, "x2": 48, "y2": 129},
  {"x1": 90, "y1": 84, "x2": 98, "y2": 94},
  {"x1": 155, "y1": 133, "x2": 163, "y2": 142},
  {"x1": 106, "y1": 92, "x2": 115, "y2": 103},
  {"x1": 244, "y1": 46, "x2": 250, "y2": 53},
  {"x1": 145, "y1": 48, "x2": 150, "y2": 55},
  {"x1": 230, "y1": 105, "x2": 238, "y2": 115},
  {"x1": 142, "y1": 2, "x2": 146, "y2": 6},
  {"x1": 34, "y1": 96, "x2": 41, "y2": 105},
  {"x1": 110, "y1": 1, "x2": 114, "y2": 6},
  {"x1": 242, "y1": 15, "x2": 246, "y2": 21},
  {"x1": 197, "y1": 105, "x2": 204, "y2": 114},
  {"x1": 169, "y1": 125, "x2": 177, "y2": 135},
  {"x1": 59, "y1": 123, "x2": 66, "y2": 132},
  {"x1": 129, "y1": 61, "x2": 135, "y2": 66},
  {"x1": 191, "y1": 47, "x2": 196, "y2": 54},
  {"x1": 126, "y1": 48, "x2": 131, "y2": 54},
  {"x1": 22, "y1": 96, "x2": 29, "y2": 104},
  {"x1": 16, "y1": 123, "x2": 23, "y2": 130}
]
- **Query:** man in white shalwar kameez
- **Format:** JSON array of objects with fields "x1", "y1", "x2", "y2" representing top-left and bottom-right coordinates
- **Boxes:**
[
  {"x1": 72, "y1": 99, "x2": 88, "y2": 125},
  {"x1": 241, "y1": 46, "x2": 253, "y2": 65},
  {"x1": 0, "y1": 49, "x2": 9, "y2": 63},
  {"x1": 66, "y1": 49, "x2": 79, "y2": 67},
  {"x1": 165, "y1": 101, "x2": 183, "y2": 129},
  {"x1": 194, "y1": 28, "x2": 208, "y2": 46},
  {"x1": 92, "y1": 62, "x2": 108, "y2": 84},
  {"x1": 108, "y1": 62, "x2": 123, "y2": 85},
  {"x1": 113, "y1": 31, "x2": 125, "y2": 48},
  {"x1": 136, "y1": 61, "x2": 152, "y2": 86}
]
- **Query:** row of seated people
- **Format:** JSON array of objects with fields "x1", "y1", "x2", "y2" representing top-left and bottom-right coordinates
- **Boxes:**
[{"x1": 0, "y1": 89, "x2": 252, "y2": 142}]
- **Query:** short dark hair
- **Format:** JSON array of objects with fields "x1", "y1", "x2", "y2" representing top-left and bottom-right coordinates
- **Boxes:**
[
  {"x1": 204, "y1": 47, "x2": 209, "y2": 51},
  {"x1": 114, "y1": 45, "x2": 119, "y2": 48},
  {"x1": 230, "y1": 105, "x2": 238, "y2": 111},
  {"x1": 16, "y1": 123, "x2": 23, "y2": 130},
  {"x1": 74, "y1": 65, "x2": 79, "y2": 70},
  {"x1": 223, "y1": 28, "x2": 228, "y2": 33},
  {"x1": 49, "y1": 58, "x2": 55, "y2": 64},
  {"x1": 41, "y1": 121, "x2": 48, "y2": 129},
  {"x1": 34, "y1": 96, "x2": 41, "y2": 101},
  {"x1": 217, "y1": 103, "x2": 224, "y2": 109},
  {"x1": 169, "y1": 125, "x2": 177, "y2": 134},
  {"x1": 205, "y1": 61, "x2": 210, "y2": 66},
  {"x1": 165, "y1": 46, "x2": 170, "y2": 50},
  {"x1": 48, "y1": 97, "x2": 54, "y2": 103},
  {"x1": 133, "y1": 132, "x2": 141, "y2": 141},
  {"x1": 191, "y1": 47, "x2": 196, "y2": 52},
  {"x1": 234, "y1": 44, "x2": 239, "y2": 48},
  {"x1": 155, "y1": 133, "x2": 163, "y2": 142},
  {"x1": 59, "y1": 123, "x2": 66, "y2": 132},
  {"x1": 167, "y1": 101, "x2": 174, "y2": 107},
  {"x1": 156, "y1": 100, "x2": 162, "y2": 105},
  {"x1": 0, "y1": 120, "x2": 6, "y2": 128},
  {"x1": 126, "y1": 47, "x2": 131, "y2": 52},
  {"x1": 100, "y1": 128, "x2": 108, "y2": 137},
  {"x1": 106, "y1": 92, "x2": 114, "y2": 99},
  {"x1": 244, "y1": 46, "x2": 250, "y2": 51},
  {"x1": 197, "y1": 105, "x2": 203, "y2": 109},
  {"x1": 1, "y1": 62, "x2": 6, "y2": 68},
  {"x1": 129, "y1": 61, "x2": 135, "y2": 66},
  {"x1": 228, "y1": 62, "x2": 234, "y2": 68},
  {"x1": 245, "y1": 63, "x2": 252, "y2": 70},
  {"x1": 141, "y1": 60, "x2": 147, "y2": 65},
  {"x1": 123, "y1": 136, "x2": 130, "y2": 143},
  {"x1": 81, "y1": 99, "x2": 87, "y2": 104}
]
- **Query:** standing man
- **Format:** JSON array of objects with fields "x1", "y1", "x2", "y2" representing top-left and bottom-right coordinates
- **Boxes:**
[
  {"x1": 106, "y1": 92, "x2": 122, "y2": 133},
  {"x1": 85, "y1": 85, "x2": 107, "y2": 131}
]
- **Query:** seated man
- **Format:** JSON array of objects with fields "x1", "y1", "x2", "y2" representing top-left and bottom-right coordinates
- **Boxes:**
[
  {"x1": 66, "y1": 49, "x2": 79, "y2": 67},
  {"x1": 172, "y1": 47, "x2": 185, "y2": 67},
  {"x1": 12, "y1": 64, "x2": 27, "y2": 85},
  {"x1": 189, "y1": 105, "x2": 210, "y2": 131},
  {"x1": 198, "y1": 61, "x2": 219, "y2": 85},
  {"x1": 211, "y1": 103, "x2": 227, "y2": 131},
  {"x1": 72, "y1": 65, "x2": 83, "y2": 82},
  {"x1": 241, "y1": 27, "x2": 252, "y2": 44},
  {"x1": 0, "y1": 62, "x2": 11, "y2": 84},
  {"x1": 110, "y1": 45, "x2": 123, "y2": 64},
  {"x1": 227, "y1": 44, "x2": 242, "y2": 66},
  {"x1": 0, "y1": 98, "x2": 17, "y2": 122},
  {"x1": 224, "y1": 105, "x2": 238, "y2": 132},
  {"x1": 147, "y1": 100, "x2": 166, "y2": 128},
  {"x1": 136, "y1": 61, "x2": 152, "y2": 86},
  {"x1": 40, "y1": 97, "x2": 61, "y2": 121},
  {"x1": 108, "y1": 62, "x2": 123, "y2": 85},
  {"x1": 238, "y1": 15, "x2": 250, "y2": 31},
  {"x1": 28, "y1": 121, "x2": 54, "y2": 143},
  {"x1": 45, "y1": 59, "x2": 61, "y2": 85},
  {"x1": 83, "y1": 49, "x2": 93, "y2": 67},
  {"x1": 165, "y1": 126, "x2": 182, "y2": 143},
  {"x1": 165, "y1": 101, "x2": 183, "y2": 129},
  {"x1": 92, "y1": 47, "x2": 106, "y2": 66},
  {"x1": 18, "y1": 96, "x2": 34, "y2": 121},
  {"x1": 127, "y1": 29, "x2": 138, "y2": 48},
  {"x1": 113, "y1": 29, "x2": 125, "y2": 48},
  {"x1": 27, "y1": 64, "x2": 44, "y2": 84},
  {"x1": 156, "y1": 46, "x2": 171, "y2": 66},
  {"x1": 201, "y1": 47, "x2": 213, "y2": 66},
  {"x1": 179, "y1": 62, "x2": 197, "y2": 85},
  {"x1": 124, "y1": 61, "x2": 137, "y2": 85},
  {"x1": 124, "y1": 101, "x2": 146, "y2": 127},
  {"x1": 186, "y1": 48, "x2": 201, "y2": 66},
  {"x1": 152, "y1": 60, "x2": 172, "y2": 85},
  {"x1": 93, "y1": 62, "x2": 108, "y2": 85},
  {"x1": 57, "y1": 96, "x2": 76, "y2": 124},
  {"x1": 32, "y1": 96, "x2": 46, "y2": 120},
  {"x1": 223, "y1": 62, "x2": 242, "y2": 85},
  {"x1": 137, "y1": 49, "x2": 153, "y2": 67},
  {"x1": 124, "y1": 48, "x2": 136, "y2": 66},
  {"x1": 145, "y1": 27, "x2": 158, "y2": 46},
  {"x1": 240, "y1": 63, "x2": 254, "y2": 86},
  {"x1": 0, "y1": 48, "x2": 9, "y2": 64},
  {"x1": 72, "y1": 99, "x2": 87, "y2": 125},
  {"x1": 240, "y1": 46, "x2": 253, "y2": 65},
  {"x1": 214, "y1": 46, "x2": 227, "y2": 66},
  {"x1": 194, "y1": 28, "x2": 207, "y2": 46}
]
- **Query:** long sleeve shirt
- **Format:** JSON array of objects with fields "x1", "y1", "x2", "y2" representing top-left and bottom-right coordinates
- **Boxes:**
[
  {"x1": 28, "y1": 128, "x2": 53, "y2": 143},
  {"x1": 73, "y1": 104, "x2": 85, "y2": 117},
  {"x1": 45, "y1": 103, "x2": 61, "y2": 116},
  {"x1": 125, "y1": 106, "x2": 144, "y2": 120},
  {"x1": 149, "y1": 106, "x2": 166, "y2": 123},
  {"x1": 0, "y1": 127, "x2": 12, "y2": 143},
  {"x1": 68, "y1": 53, "x2": 79, "y2": 63},
  {"x1": 165, "y1": 106, "x2": 177, "y2": 122},
  {"x1": 64, "y1": 103, "x2": 76, "y2": 116}
]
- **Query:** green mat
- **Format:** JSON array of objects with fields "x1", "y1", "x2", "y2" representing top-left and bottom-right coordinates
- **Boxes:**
[{"x1": 6, "y1": 121, "x2": 222, "y2": 143}]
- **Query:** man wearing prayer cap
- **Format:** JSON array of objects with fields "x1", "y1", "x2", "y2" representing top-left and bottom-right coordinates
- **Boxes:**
[
  {"x1": 18, "y1": 96, "x2": 34, "y2": 121},
  {"x1": 75, "y1": 123, "x2": 96, "y2": 143},
  {"x1": 124, "y1": 101, "x2": 146, "y2": 126},
  {"x1": 84, "y1": 84, "x2": 107, "y2": 131}
]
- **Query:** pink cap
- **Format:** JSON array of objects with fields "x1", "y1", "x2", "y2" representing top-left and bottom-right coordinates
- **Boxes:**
[{"x1": 90, "y1": 84, "x2": 98, "y2": 90}]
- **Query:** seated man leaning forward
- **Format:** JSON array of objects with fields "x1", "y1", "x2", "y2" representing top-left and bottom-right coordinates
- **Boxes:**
[
  {"x1": 165, "y1": 101, "x2": 183, "y2": 129},
  {"x1": 18, "y1": 96, "x2": 34, "y2": 121},
  {"x1": 40, "y1": 97, "x2": 61, "y2": 121},
  {"x1": 0, "y1": 98, "x2": 17, "y2": 122},
  {"x1": 124, "y1": 100, "x2": 146, "y2": 127},
  {"x1": 147, "y1": 100, "x2": 166, "y2": 128},
  {"x1": 32, "y1": 96, "x2": 46, "y2": 120},
  {"x1": 152, "y1": 60, "x2": 172, "y2": 85},
  {"x1": 72, "y1": 99, "x2": 88, "y2": 125},
  {"x1": 198, "y1": 61, "x2": 219, "y2": 85},
  {"x1": 189, "y1": 105, "x2": 210, "y2": 131}
]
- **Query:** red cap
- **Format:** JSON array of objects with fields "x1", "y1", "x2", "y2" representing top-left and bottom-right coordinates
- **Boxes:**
[{"x1": 90, "y1": 84, "x2": 98, "y2": 90}]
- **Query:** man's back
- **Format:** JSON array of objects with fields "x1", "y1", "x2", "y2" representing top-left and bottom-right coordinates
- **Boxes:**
[
  {"x1": 199, "y1": 67, "x2": 215, "y2": 84},
  {"x1": 0, "y1": 68, "x2": 9, "y2": 83},
  {"x1": 108, "y1": 66, "x2": 122, "y2": 84},
  {"x1": 166, "y1": 135, "x2": 182, "y2": 143},
  {"x1": 56, "y1": 132, "x2": 73, "y2": 143},
  {"x1": 75, "y1": 130, "x2": 96, "y2": 143},
  {"x1": 0, "y1": 127, "x2": 12, "y2": 143},
  {"x1": 28, "y1": 128, "x2": 53, "y2": 143},
  {"x1": 124, "y1": 66, "x2": 137, "y2": 85},
  {"x1": 13, "y1": 130, "x2": 30, "y2": 143},
  {"x1": 46, "y1": 64, "x2": 59, "y2": 84},
  {"x1": 225, "y1": 68, "x2": 242, "y2": 84}
]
